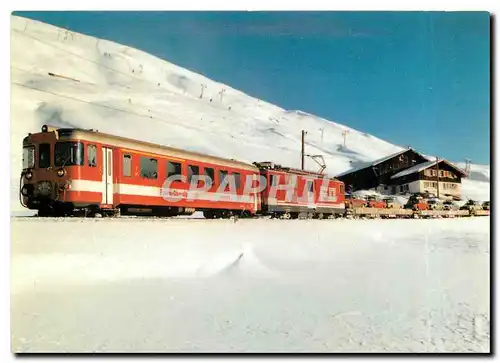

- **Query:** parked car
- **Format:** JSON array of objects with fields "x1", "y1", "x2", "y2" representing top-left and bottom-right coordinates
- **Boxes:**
[
  {"x1": 383, "y1": 197, "x2": 402, "y2": 209},
  {"x1": 482, "y1": 201, "x2": 490, "y2": 210},
  {"x1": 442, "y1": 200, "x2": 459, "y2": 211},
  {"x1": 405, "y1": 194, "x2": 429, "y2": 211},
  {"x1": 366, "y1": 195, "x2": 387, "y2": 209},
  {"x1": 423, "y1": 192, "x2": 437, "y2": 199},
  {"x1": 427, "y1": 199, "x2": 444, "y2": 210},
  {"x1": 460, "y1": 199, "x2": 482, "y2": 211},
  {"x1": 345, "y1": 194, "x2": 367, "y2": 209}
]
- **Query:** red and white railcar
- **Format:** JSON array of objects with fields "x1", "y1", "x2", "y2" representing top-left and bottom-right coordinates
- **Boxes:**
[
  {"x1": 20, "y1": 125, "x2": 261, "y2": 217},
  {"x1": 254, "y1": 162, "x2": 345, "y2": 219}
]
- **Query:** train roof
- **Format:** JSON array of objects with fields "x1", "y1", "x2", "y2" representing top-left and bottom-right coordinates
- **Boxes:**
[
  {"x1": 252, "y1": 161, "x2": 340, "y2": 180},
  {"x1": 44, "y1": 126, "x2": 259, "y2": 172}
]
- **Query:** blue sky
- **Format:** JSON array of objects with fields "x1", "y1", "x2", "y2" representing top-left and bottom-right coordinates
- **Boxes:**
[{"x1": 14, "y1": 11, "x2": 490, "y2": 164}]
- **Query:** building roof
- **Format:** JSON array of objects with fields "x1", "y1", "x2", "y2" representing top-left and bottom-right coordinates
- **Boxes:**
[
  {"x1": 391, "y1": 159, "x2": 468, "y2": 179},
  {"x1": 335, "y1": 147, "x2": 420, "y2": 177}
]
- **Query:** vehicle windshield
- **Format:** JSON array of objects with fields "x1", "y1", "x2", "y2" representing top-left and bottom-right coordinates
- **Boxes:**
[
  {"x1": 54, "y1": 142, "x2": 84, "y2": 167},
  {"x1": 22, "y1": 146, "x2": 35, "y2": 169}
]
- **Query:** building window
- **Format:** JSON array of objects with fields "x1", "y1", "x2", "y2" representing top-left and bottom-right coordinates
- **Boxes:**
[
  {"x1": 188, "y1": 165, "x2": 199, "y2": 184},
  {"x1": 167, "y1": 161, "x2": 182, "y2": 178},
  {"x1": 87, "y1": 144, "x2": 97, "y2": 167},
  {"x1": 39, "y1": 143, "x2": 51, "y2": 168},
  {"x1": 140, "y1": 157, "x2": 158, "y2": 179},
  {"x1": 123, "y1": 154, "x2": 131, "y2": 176}
]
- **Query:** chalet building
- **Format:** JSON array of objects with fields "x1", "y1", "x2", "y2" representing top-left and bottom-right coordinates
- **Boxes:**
[{"x1": 335, "y1": 148, "x2": 467, "y2": 199}]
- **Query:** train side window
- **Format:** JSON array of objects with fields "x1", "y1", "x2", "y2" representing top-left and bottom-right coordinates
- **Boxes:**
[
  {"x1": 219, "y1": 170, "x2": 228, "y2": 187},
  {"x1": 140, "y1": 157, "x2": 158, "y2": 179},
  {"x1": 233, "y1": 172, "x2": 241, "y2": 190},
  {"x1": 204, "y1": 167, "x2": 215, "y2": 186},
  {"x1": 340, "y1": 184, "x2": 345, "y2": 194},
  {"x1": 307, "y1": 180, "x2": 314, "y2": 192},
  {"x1": 270, "y1": 174, "x2": 278, "y2": 186},
  {"x1": 107, "y1": 152, "x2": 112, "y2": 176},
  {"x1": 88, "y1": 144, "x2": 97, "y2": 167},
  {"x1": 123, "y1": 154, "x2": 131, "y2": 176},
  {"x1": 167, "y1": 161, "x2": 182, "y2": 179},
  {"x1": 39, "y1": 143, "x2": 51, "y2": 168},
  {"x1": 188, "y1": 165, "x2": 199, "y2": 184}
]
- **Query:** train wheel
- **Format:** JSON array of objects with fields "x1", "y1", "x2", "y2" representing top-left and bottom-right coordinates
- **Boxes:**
[
  {"x1": 317, "y1": 213, "x2": 324, "y2": 220},
  {"x1": 239, "y1": 210, "x2": 251, "y2": 218},
  {"x1": 203, "y1": 210, "x2": 215, "y2": 219},
  {"x1": 37, "y1": 206, "x2": 52, "y2": 217}
]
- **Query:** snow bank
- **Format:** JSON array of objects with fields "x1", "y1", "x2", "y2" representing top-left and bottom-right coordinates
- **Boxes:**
[{"x1": 11, "y1": 217, "x2": 490, "y2": 352}]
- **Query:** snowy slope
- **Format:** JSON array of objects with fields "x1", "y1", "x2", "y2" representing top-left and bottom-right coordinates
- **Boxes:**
[{"x1": 9, "y1": 15, "x2": 490, "y2": 212}]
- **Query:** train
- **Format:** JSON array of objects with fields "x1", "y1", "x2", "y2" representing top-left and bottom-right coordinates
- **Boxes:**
[{"x1": 19, "y1": 125, "x2": 489, "y2": 219}]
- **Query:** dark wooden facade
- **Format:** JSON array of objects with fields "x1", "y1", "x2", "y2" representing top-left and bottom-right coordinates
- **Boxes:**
[
  {"x1": 391, "y1": 161, "x2": 463, "y2": 186},
  {"x1": 336, "y1": 148, "x2": 428, "y2": 192}
]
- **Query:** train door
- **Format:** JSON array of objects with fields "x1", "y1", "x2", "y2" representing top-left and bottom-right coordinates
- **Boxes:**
[{"x1": 101, "y1": 147, "x2": 114, "y2": 205}]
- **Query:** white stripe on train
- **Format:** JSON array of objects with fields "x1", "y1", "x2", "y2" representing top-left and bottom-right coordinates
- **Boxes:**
[{"x1": 70, "y1": 179, "x2": 344, "y2": 208}]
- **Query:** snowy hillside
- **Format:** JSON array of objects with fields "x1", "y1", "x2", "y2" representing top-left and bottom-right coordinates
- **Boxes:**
[{"x1": 10, "y1": 15, "x2": 490, "y2": 212}]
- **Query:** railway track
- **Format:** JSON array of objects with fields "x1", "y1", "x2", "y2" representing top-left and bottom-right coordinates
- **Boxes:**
[{"x1": 13, "y1": 208, "x2": 490, "y2": 222}]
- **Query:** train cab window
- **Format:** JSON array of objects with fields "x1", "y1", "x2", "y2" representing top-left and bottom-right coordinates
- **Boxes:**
[
  {"x1": 22, "y1": 145, "x2": 35, "y2": 169},
  {"x1": 204, "y1": 167, "x2": 215, "y2": 186},
  {"x1": 87, "y1": 144, "x2": 97, "y2": 167},
  {"x1": 233, "y1": 172, "x2": 241, "y2": 190},
  {"x1": 54, "y1": 142, "x2": 84, "y2": 166},
  {"x1": 167, "y1": 161, "x2": 182, "y2": 179},
  {"x1": 188, "y1": 165, "x2": 199, "y2": 184},
  {"x1": 39, "y1": 143, "x2": 51, "y2": 168},
  {"x1": 123, "y1": 154, "x2": 131, "y2": 176},
  {"x1": 140, "y1": 157, "x2": 158, "y2": 179}
]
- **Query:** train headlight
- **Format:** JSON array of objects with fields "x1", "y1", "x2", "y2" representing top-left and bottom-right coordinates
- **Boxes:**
[
  {"x1": 57, "y1": 168, "x2": 65, "y2": 177},
  {"x1": 21, "y1": 186, "x2": 29, "y2": 196},
  {"x1": 42, "y1": 125, "x2": 48, "y2": 132},
  {"x1": 25, "y1": 171, "x2": 33, "y2": 180},
  {"x1": 36, "y1": 181, "x2": 52, "y2": 196}
]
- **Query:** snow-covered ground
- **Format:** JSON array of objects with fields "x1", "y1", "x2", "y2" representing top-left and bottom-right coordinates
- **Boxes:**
[
  {"x1": 11, "y1": 217, "x2": 490, "y2": 353},
  {"x1": 9, "y1": 15, "x2": 489, "y2": 214}
]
